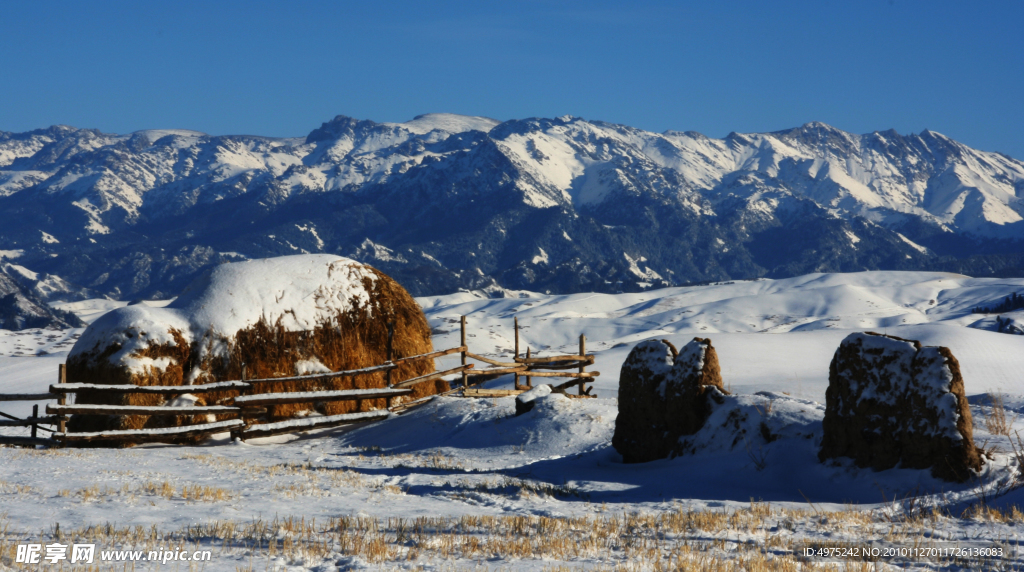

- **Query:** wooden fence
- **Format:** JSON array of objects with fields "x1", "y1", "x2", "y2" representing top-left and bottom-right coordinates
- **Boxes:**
[
  {"x1": 0, "y1": 316, "x2": 597, "y2": 447},
  {"x1": 461, "y1": 315, "x2": 598, "y2": 398}
]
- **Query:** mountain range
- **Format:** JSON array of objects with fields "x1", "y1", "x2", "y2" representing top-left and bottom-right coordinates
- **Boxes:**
[{"x1": 1, "y1": 113, "x2": 1023, "y2": 304}]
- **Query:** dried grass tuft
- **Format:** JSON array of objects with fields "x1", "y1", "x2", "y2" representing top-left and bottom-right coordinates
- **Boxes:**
[
  {"x1": 1, "y1": 501, "x2": 1011, "y2": 571},
  {"x1": 984, "y1": 393, "x2": 1018, "y2": 437}
]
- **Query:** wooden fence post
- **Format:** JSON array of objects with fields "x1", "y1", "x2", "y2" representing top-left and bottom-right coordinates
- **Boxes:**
[
  {"x1": 30, "y1": 404, "x2": 38, "y2": 439},
  {"x1": 460, "y1": 316, "x2": 468, "y2": 389},
  {"x1": 57, "y1": 364, "x2": 66, "y2": 436},
  {"x1": 513, "y1": 316, "x2": 519, "y2": 389},
  {"x1": 579, "y1": 334, "x2": 587, "y2": 396},
  {"x1": 386, "y1": 322, "x2": 395, "y2": 408},
  {"x1": 525, "y1": 347, "x2": 532, "y2": 389},
  {"x1": 386, "y1": 322, "x2": 395, "y2": 385},
  {"x1": 232, "y1": 364, "x2": 247, "y2": 442}
]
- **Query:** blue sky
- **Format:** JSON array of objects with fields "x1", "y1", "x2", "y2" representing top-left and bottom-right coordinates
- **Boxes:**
[{"x1": 2, "y1": 1, "x2": 1022, "y2": 157}]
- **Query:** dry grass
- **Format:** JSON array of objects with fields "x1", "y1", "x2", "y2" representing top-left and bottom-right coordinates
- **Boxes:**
[
  {"x1": 54, "y1": 481, "x2": 234, "y2": 504},
  {"x1": 180, "y1": 453, "x2": 382, "y2": 497},
  {"x1": 985, "y1": 393, "x2": 1019, "y2": 436},
  {"x1": 395, "y1": 450, "x2": 466, "y2": 471},
  {"x1": 0, "y1": 480, "x2": 37, "y2": 496},
  {"x1": 2, "y1": 500, "x2": 1019, "y2": 571}
]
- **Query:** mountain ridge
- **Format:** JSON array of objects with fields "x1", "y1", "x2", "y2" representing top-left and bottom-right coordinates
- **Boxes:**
[{"x1": 0, "y1": 113, "x2": 1022, "y2": 301}]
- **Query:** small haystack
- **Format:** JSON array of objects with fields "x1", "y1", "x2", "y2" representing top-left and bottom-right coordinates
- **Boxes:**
[
  {"x1": 819, "y1": 332, "x2": 981, "y2": 482},
  {"x1": 612, "y1": 337, "x2": 727, "y2": 463},
  {"x1": 66, "y1": 255, "x2": 442, "y2": 437}
]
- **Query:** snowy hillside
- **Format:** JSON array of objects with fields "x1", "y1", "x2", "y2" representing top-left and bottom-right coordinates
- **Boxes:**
[
  {"x1": 0, "y1": 263, "x2": 83, "y2": 330},
  {"x1": 1, "y1": 114, "x2": 1023, "y2": 300},
  {"x1": 3, "y1": 270, "x2": 1024, "y2": 569},
  {"x1": 418, "y1": 270, "x2": 1024, "y2": 400}
]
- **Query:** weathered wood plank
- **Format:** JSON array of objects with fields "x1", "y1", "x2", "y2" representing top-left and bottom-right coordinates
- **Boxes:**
[
  {"x1": 525, "y1": 360, "x2": 594, "y2": 371},
  {"x1": 464, "y1": 365, "x2": 527, "y2": 377},
  {"x1": 50, "y1": 381, "x2": 251, "y2": 395},
  {"x1": 0, "y1": 416, "x2": 59, "y2": 427},
  {"x1": 54, "y1": 419, "x2": 245, "y2": 443},
  {"x1": 47, "y1": 404, "x2": 241, "y2": 416},
  {"x1": 391, "y1": 364, "x2": 474, "y2": 389},
  {"x1": 465, "y1": 352, "x2": 520, "y2": 367},
  {"x1": 514, "y1": 354, "x2": 595, "y2": 364},
  {"x1": 239, "y1": 410, "x2": 389, "y2": 439},
  {"x1": 514, "y1": 370, "x2": 599, "y2": 379},
  {"x1": 462, "y1": 388, "x2": 525, "y2": 398},
  {"x1": 232, "y1": 388, "x2": 411, "y2": 407},
  {"x1": 238, "y1": 362, "x2": 398, "y2": 385},
  {"x1": 393, "y1": 346, "x2": 465, "y2": 365},
  {"x1": 0, "y1": 393, "x2": 56, "y2": 402}
]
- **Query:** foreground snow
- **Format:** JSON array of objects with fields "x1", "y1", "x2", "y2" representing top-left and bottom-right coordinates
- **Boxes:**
[{"x1": 2, "y1": 270, "x2": 1024, "y2": 570}]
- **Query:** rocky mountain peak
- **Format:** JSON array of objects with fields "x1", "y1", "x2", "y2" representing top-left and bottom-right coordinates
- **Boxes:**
[{"x1": 0, "y1": 113, "x2": 1021, "y2": 303}]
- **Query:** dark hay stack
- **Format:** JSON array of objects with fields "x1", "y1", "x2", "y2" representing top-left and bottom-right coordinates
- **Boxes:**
[
  {"x1": 819, "y1": 332, "x2": 981, "y2": 482},
  {"x1": 65, "y1": 256, "x2": 441, "y2": 442},
  {"x1": 612, "y1": 337, "x2": 727, "y2": 463}
]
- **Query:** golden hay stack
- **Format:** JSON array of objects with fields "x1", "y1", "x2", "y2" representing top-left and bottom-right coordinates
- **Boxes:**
[
  {"x1": 613, "y1": 337, "x2": 727, "y2": 463},
  {"x1": 66, "y1": 255, "x2": 442, "y2": 438},
  {"x1": 819, "y1": 331, "x2": 981, "y2": 482}
]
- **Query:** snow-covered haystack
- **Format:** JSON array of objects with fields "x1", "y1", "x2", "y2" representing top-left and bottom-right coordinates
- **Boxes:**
[
  {"x1": 819, "y1": 332, "x2": 981, "y2": 482},
  {"x1": 612, "y1": 338, "x2": 727, "y2": 463},
  {"x1": 66, "y1": 254, "x2": 441, "y2": 435}
]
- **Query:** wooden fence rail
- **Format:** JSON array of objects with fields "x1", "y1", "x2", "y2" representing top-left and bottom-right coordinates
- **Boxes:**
[
  {"x1": 237, "y1": 410, "x2": 390, "y2": 440},
  {"x1": 392, "y1": 364, "x2": 473, "y2": 389},
  {"x1": 56, "y1": 420, "x2": 246, "y2": 444},
  {"x1": 232, "y1": 388, "x2": 411, "y2": 407},
  {"x1": 47, "y1": 404, "x2": 242, "y2": 416},
  {"x1": 459, "y1": 316, "x2": 598, "y2": 396},
  {"x1": 50, "y1": 381, "x2": 250, "y2": 395},
  {"x1": 0, "y1": 393, "x2": 57, "y2": 402},
  {"x1": 0, "y1": 416, "x2": 60, "y2": 427},
  {"x1": 0, "y1": 394, "x2": 60, "y2": 447}
]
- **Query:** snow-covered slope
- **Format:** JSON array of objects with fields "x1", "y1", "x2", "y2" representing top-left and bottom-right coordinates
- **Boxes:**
[
  {"x1": 1, "y1": 115, "x2": 1022, "y2": 300},
  {"x1": 3, "y1": 270, "x2": 1024, "y2": 571},
  {"x1": 418, "y1": 271, "x2": 1024, "y2": 400},
  {"x1": 0, "y1": 264, "x2": 83, "y2": 331}
]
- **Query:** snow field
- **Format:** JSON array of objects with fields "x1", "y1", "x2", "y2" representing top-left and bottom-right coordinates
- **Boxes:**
[{"x1": 2, "y1": 271, "x2": 1024, "y2": 569}]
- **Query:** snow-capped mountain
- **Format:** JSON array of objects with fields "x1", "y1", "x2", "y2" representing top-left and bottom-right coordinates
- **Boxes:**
[
  {"x1": 1, "y1": 114, "x2": 1022, "y2": 299},
  {"x1": 0, "y1": 263, "x2": 84, "y2": 330}
]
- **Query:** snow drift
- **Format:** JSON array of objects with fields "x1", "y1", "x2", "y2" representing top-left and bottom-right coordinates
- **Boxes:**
[{"x1": 65, "y1": 254, "x2": 443, "y2": 435}]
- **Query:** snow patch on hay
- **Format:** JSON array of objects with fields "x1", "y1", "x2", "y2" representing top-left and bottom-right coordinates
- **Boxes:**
[{"x1": 71, "y1": 254, "x2": 376, "y2": 373}]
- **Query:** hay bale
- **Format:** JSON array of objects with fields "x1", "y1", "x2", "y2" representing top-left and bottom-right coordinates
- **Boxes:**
[
  {"x1": 612, "y1": 337, "x2": 727, "y2": 463},
  {"x1": 66, "y1": 255, "x2": 441, "y2": 440},
  {"x1": 819, "y1": 332, "x2": 982, "y2": 482}
]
